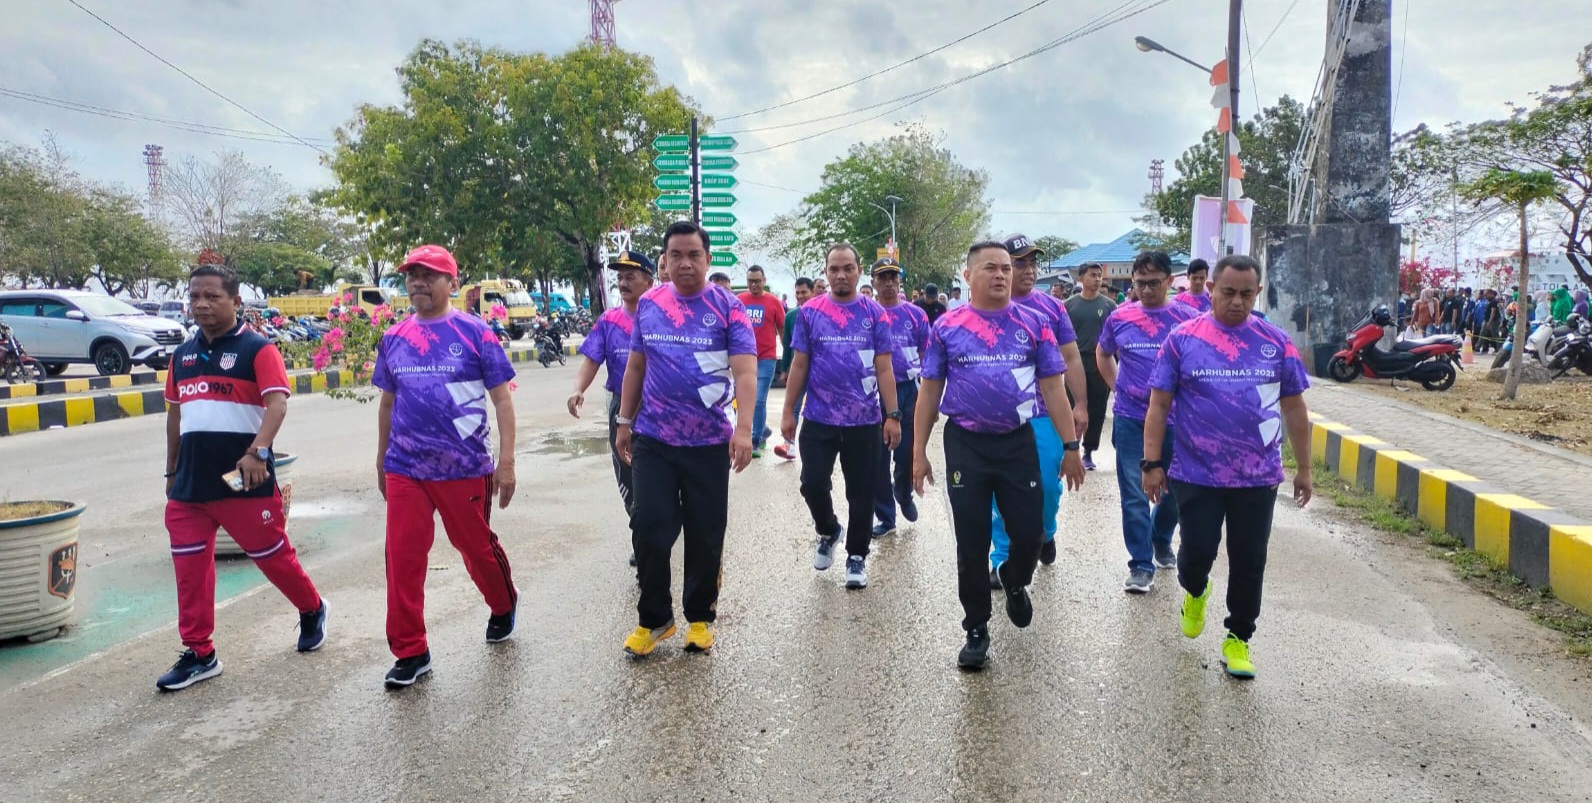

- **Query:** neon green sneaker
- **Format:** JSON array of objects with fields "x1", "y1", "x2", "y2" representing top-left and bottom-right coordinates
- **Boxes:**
[
  {"x1": 1221, "y1": 633, "x2": 1256, "y2": 679},
  {"x1": 1180, "y1": 581, "x2": 1212, "y2": 638}
]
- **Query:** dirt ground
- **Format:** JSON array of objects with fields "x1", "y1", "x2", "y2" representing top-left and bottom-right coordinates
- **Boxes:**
[{"x1": 1353, "y1": 359, "x2": 1592, "y2": 457}]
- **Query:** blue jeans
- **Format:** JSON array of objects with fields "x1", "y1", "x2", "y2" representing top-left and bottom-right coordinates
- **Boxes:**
[
  {"x1": 874, "y1": 380, "x2": 918, "y2": 527},
  {"x1": 752, "y1": 359, "x2": 776, "y2": 448},
  {"x1": 991, "y1": 415, "x2": 1061, "y2": 566},
  {"x1": 1112, "y1": 415, "x2": 1179, "y2": 573}
]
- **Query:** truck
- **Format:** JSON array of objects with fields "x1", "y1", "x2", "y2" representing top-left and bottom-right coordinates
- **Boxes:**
[
  {"x1": 267, "y1": 285, "x2": 394, "y2": 318},
  {"x1": 458, "y1": 279, "x2": 539, "y2": 339}
]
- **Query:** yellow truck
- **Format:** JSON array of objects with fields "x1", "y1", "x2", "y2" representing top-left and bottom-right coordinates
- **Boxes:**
[
  {"x1": 449, "y1": 279, "x2": 540, "y2": 340},
  {"x1": 267, "y1": 285, "x2": 394, "y2": 318}
]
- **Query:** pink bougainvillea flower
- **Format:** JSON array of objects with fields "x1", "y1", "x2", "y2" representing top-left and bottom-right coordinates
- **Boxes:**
[{"x1": 312, "y1": 347, "x2": 331, "y2": 372}]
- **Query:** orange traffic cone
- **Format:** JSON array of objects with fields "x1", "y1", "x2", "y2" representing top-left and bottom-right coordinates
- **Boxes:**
[{"x1": 1462, "y1": 336, "x2": 1475, "y2": 365}]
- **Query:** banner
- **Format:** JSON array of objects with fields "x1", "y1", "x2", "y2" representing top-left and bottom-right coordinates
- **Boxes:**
[{"x1": 1190, "y1": 195, "x2": 1256, "y2": 263}]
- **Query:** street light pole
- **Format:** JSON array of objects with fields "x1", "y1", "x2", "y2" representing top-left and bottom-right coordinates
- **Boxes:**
[
  {"x1": 869, "y1": 195, "x2": 904, "y2": 258},
  {"x1": 1220, "y1": 0, "x2": 1242, "y2": 256}
]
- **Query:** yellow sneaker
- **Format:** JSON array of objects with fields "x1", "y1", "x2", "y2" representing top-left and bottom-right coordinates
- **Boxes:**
[
  {"x1": 623, "y1": 621, "x2": 676, "y2": 657},
  {"x1": 1221, "y1": 633, "x2": 1256, "y2": 679},
  {"x1": 1180, "y1": 581, "x2": 1212, "y2": 639},
  {"x1": 683, "y1": 622, "x2": 715, "y2": 652}
]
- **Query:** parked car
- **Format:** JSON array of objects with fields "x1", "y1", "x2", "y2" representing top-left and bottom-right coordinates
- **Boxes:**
[
  {"x1": 0, "y1": 290, "x2": 187, "y2": 375},
  {"x1": 134, "y1": 300, "x2": 162, "y2": 315},
  {"x1": 158, "y1": 300, "x2": 188, "y2": 322}
]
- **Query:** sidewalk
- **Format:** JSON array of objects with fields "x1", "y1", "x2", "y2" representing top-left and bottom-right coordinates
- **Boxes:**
[{"x1": 1306, "y1": 383, "x2": 1592, "y2": 521}]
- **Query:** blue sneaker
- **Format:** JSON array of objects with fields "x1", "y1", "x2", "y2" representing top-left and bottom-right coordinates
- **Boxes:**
[
  {"x1": 156, "y1": 649, "x2": 222, "y2": 691},
  {"x1": 297, "y1": 599, "x2": 328, "y2": 652},
  {"x1": 384, "y1": 651, "x2": 432, "y2": 689},
  {"x1": 486, "y1": 598, "x2": 517, "y2": 643},
  {"x1": 899, "y1": 496, "x2": 919, "y2": 523},
  {"x1": 872, "y1": 522, "x2": 896, "y2": 539}
]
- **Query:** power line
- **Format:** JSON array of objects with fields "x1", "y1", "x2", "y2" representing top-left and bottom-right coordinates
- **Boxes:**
[
  {"x1": 0, "y1": 86, "x2": 335, "y2": 146},
  {"x1": 993, "y1": 209, "x2": 1142, "y2": 215},
  {"x1": 739, "y1": 178, "x2": 806, "y2": 193},
  {"x1": 1392, "y1": 0, "x2": 1411, "y2": 120},
  {"x1": 1252, "y1": 0, "x2": 1301, "y2": 58},
  {"x1": 720, "y1": 0, "x2": 1059, "y2": 121},
  {"x1": 63, "y1": 0, "x2": 330, "y2": 156},
  {"x1": 1243, "y1": 3, "x2": 1260, "y2": 101}
]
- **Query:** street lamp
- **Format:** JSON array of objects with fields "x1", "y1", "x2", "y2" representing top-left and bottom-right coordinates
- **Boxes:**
[
  {"x1": 868, "y1": 195, "x2": 904, "y2": 259},
  {"x1": 1133, "y1": 36, "x2": 1210, "y2": 74}
]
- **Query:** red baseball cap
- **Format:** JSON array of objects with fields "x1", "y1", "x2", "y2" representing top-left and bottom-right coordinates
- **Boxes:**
[{"x1": 398, "y1": 244, "x2": 458, "y2": 277}]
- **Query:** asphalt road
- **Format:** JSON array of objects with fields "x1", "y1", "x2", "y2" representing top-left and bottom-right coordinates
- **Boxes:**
[{"x1": 2, "y1": 366, "x2": 1591, "y2": 802}]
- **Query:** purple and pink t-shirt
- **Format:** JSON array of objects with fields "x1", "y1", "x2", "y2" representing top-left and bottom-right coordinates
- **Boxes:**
[
  {"x1": 1097, "y1": 300, "x2": 1200, "y2": 421},
  {"x1": 578, "y1": 306, "x2": 635, "y2": 394},
  {"x1": 1178, "y1": 291, "x2": 1213, "y2": 313},
  {"x1": 922, "y1": 304, "x2": 1064, "y2": 434},
  {"x1": 373, "y1": 310, "x2": 516, "y2": 481},
  {"x1": 877, "y1": 299, "x2": 931, "y2": 382},
  {"x1": 630, "y1": 284, "x2": 756, "y2": 447},
  {"x1": 792, "y1": 294, "x2": 895, "y2": 427},
  {"x1": 1149, "y1": 314, "x2": 1311, "y2": 488},
  {"x1": 1011, "y1": 291, "x2": 1078, "y2": 418}
]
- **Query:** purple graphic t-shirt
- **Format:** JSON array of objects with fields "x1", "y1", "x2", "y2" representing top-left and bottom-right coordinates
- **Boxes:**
[
  {"x1": 1178, "y1": 291, "x2": 1213, "y2": 313},
  {"x1": 877, "y1": 299, "x2": 931, "y2": 382},
  {"x1": 578, "y1": 306, "x2": 635, "y2": 394},
  {"x1": 922, "y1": 304, "x2": 1064, "y2": 434},
  {"x1": 792, "y1": 294, "x2": 895, "y2": 427},
  {"x1": 373, "y1": 311, "x2": 516, "y2": 481},
  {"x1": 1011, "y1": 291, "x2": 1078, "y2": 418},
  {"x1": 1149, "y1": 314, "x2": 1311, "y2": 488},
  {"x1": 630, "y1": 284, "x2": 756, "y2": 447},
  {"x1": 1098, "y1": 300, "x2": 1200, "y2": 421}
]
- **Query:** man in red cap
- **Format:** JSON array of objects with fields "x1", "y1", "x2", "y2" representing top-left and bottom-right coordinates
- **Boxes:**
[{"x1": 373, "y1": 244, "x2": 520, "y2": 689}]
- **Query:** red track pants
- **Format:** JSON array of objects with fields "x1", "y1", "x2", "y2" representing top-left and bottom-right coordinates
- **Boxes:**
[
  {"x1": 166, "y1": 493, "x2": 321, "y2": 656},
  {"x1": 385, "y1": 474, "x2": 517, "y2": 659}
]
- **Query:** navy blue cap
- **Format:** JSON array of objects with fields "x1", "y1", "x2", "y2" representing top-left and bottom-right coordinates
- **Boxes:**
[{"x1": 607, "y1": 250, "x2": 656, "y2": 276}]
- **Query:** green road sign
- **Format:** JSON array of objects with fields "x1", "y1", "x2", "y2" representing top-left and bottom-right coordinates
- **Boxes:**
[
  {"x1": 652, "y1": 134, "x2": 690, "y2": 153},
  {"x1": 698, "y1": 135, "x2": 738, "y2": 152},
  {"x1": 653, "y1": 174, "x2": 692, "y2": 191},
  {"x1": 653, "y1": 193, "x2": 691, "y2": 211},
  {"x1": 701, "y1": 155, "x2": 738, "y2": 171},
  {"x1": 708, "y1": 230, "x2": 739, "y2": 248},
  {"x1": 700, "y1": 174, "x2": 738, "y2": 190},
  {"x1": 701, "y1": 211, "x2": 737, "y2": 227},
  {"x1": 710, "y1": 251, "x2": 739, "y2": 268},
  {"x1": 653, "y1": 154, "x2": 690, "y2": 171},
  {"x1": 700, "y1": 192, "x2": 736, "y2": 208}
]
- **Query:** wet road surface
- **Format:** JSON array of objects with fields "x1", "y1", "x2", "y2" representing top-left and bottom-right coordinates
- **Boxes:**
[{"x1": 2, "y1": 367, "x2": 1591, "y2": 802}]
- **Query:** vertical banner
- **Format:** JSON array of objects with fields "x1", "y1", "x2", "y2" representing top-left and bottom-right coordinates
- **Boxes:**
[{"x1": 1191, "y1": 195, "x2": 1256, "y2": 263}]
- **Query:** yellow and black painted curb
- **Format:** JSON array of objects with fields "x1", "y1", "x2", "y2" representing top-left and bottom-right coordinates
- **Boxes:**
[
  {"x1": 506, "y1": 343, "x2": 580, "y2": 365},
  {"x1": 1310, "y1": 413, "x2": 1592, "y2": 616},
  {"x1": 0, "y1": 370, "x2": 166, "y2": 401},
  {"x1": 0, "y1": 370, "x2": 355, "y2": 437}
]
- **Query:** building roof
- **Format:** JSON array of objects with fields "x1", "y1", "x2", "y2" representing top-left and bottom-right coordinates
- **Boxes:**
[{"x1": 1045, "y1": 229, "x2": 1189, "y2": 270}]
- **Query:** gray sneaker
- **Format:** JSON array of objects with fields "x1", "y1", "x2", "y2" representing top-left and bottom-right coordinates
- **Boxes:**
[
  {"x1": 1153, "y1": 545, "x2": 1177, "y2": 570},
  {"x1": 844, "y1": 555, "x2": 868, "y2": 589},
  {"x1": 1123, "y1": 569, "x2": 1155, "y2": 594},
  {"x1": 813, "y1": 525, "x2": 843, "y2": 571}
]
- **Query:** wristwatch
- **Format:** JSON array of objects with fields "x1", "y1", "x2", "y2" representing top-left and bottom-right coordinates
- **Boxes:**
[
  {"x1": 885, "y1": 409, "x2": 903, "y2": 421},
  {"x1": 615, "y1": 414, "x2": 634, "y2": 426},
  {"x1": 246, "y1": 446, "x2": 272, "y2": 462},
  {"x1": 1062, "y1": 440, "x2": 1081, "y2": 452},
  {"x1": 1140, "y1": 458, "x2": 1166, "y2": 472}
]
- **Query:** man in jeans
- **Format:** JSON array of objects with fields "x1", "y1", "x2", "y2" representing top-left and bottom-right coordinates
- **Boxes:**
[
  {"x1": 1097, "y1": 250, "x2": 1198, "y2": 594},
  {"x1": 869, "y1": 257, "x2": 929, "y2": 538},
  {"x1": 738, "y1": 265, "x2": 786, "y2": 458},
  {"x1": 1143, "y1": 254, "x2": 1313, "y2": 679},
  {"x1": 782, "y1": 243, "x2": 900, "y2": 589},
  {"x1": 1064, "y1": 262, "x2": 1117, "y2": 471}
]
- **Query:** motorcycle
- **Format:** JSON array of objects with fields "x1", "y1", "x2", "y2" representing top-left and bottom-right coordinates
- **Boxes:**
[
  {"x1": 1546, "y1": 314, "x2": 1592, "y2": 378},
  {"x1": 487, "y1": 316, "x2": 511, "y2": 348},
  {"x1": 1328, "y1": 305, "x2": 1462, "y2": 391},
  {"x1": 1489, "y1": 316, "x2": 1572, "y2": 372},
  {"x1": 0, "y1": 321, "x2": 44, "y2": 385}
]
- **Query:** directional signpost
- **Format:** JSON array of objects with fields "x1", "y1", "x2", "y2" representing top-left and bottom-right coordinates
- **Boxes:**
[
  {"x1": 700, "y1": 192, "x2": 736, "y2": 208},
  {"x1": 653, "y1": 174, "x2": 692, "y2": 191},
  {"x1": 701, "y1": 155, "x2": 738, "y2": 171},
  {"x1": 652, "y1": 120, "x2": 740, "y2": 266},
  {"x1": 698, "y1": 135, "x2": 738, "y2": 151},
  {"x1": 700, "y1": 174, "x2": 737, "y2": 190},
  {"x1": 707, "y1": 230, "x2": 740, "y2": 248},
  {"x1": 701, "y1": 212, "x2": 737, "y2": 228},
  {"x1": 710, "y1": 252, "x2": 739, "y2": 268},
  {"x1": 653, "y1": 193, "x2": 692, "y2": 211},
  {"x1": 652, "y1": 134, "x2": 690, "y2": 153}
]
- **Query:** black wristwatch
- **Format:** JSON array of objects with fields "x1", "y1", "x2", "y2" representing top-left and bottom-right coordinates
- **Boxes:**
[
  {"x1": 1140, "y1": 458, "x2": 1166, "y2": 472},
  {"x1": 1062, "y1": 440, "x2": 1081, "y2": 452},
  {"x1": 885, "y1": 409, "x2": 903, "y2": 421}
]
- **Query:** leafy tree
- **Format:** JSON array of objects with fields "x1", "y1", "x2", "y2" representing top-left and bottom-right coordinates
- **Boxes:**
[
  {"x1": 81, "y1": 191, "x2": 183, "y2": 297},
  {"x1": 225, "y1": 196, "x2": 359, "y2": 295},
  {"x1": 1460, "y1": 168, "x2": 1559, "y2": 399},
  {"x1": 1034, "y1": 235, "x2": 1079, "y2": 261}
]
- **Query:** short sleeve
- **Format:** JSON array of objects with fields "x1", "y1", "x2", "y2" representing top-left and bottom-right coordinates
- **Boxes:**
[
  {"x1": 372, "y1": 336, "x2": 396, "y2": 393},
  {"x1": 791, "y1": 309, "x2": 811, "y2": 354},
  {"x1": 726, "y1": 298, "x2": 757, "y2": 356},
  {"x1": 1097, "y1": 315, "x2": 1119, "y2": 356},
  {"x1": 921, "y1": 324, "x2": 948, "y2": 381},
  {"x1": 1149, "y1": 335, "x2": 1183, "y2": 394},
  {"x1": 630, "y1": 302, "x2": 648, "y2": 351},
  {"x1": 578, "y1": 320, "x2": 606, "y2": 363},
  {"x1": 1280, "y1": 341, "x2": 1311, "y2": 397},
  {"x1": 1035, "y1": 327, "x2": 1064, "y2": 378},
  {"x1": 914, "y1": 309, "x2": 931, "y2": 352},
  {"x1": 163, "y1": 361, "x2": 179, "y2": 404},
  {"x1": 870, "y1": 307, "x2": 894, "y2": 354},
  {"x1": 1051, "y1": 303, "x2": 1078, "y2": 346},
  {"x1": 253, "y1": 343, "x2": 292, "y2": 398},
  {"x1": 481, "y1": 333, "x2": 516, "y2": 390}
]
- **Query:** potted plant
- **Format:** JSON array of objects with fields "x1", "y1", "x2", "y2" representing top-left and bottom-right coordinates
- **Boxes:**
[{"x1": 0, "y1": 500, "x2": 85, "y2": 643}]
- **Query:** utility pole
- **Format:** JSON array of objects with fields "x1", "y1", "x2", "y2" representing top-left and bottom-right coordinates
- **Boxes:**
[
  {"x1": 689, "y1": 116, "x2": 701, "y2": 225},
  {"x1": 1218, "y1": 0, "x2": 1242, "y2": 256}
]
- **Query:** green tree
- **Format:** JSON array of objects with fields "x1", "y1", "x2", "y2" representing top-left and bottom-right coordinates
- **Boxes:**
[
  {"x1": 226, "y1": 196, "x2": 359, "y2": 295},
  {"x1": 1033, "y1": 235, "x2": 1079, "y2": 261},
  {"x1": 81, "y1": 190, "x2": 183, "y2": 297},
  {"x1": 1460, "y1": 168, "x2": 1559, "y2": 399}
]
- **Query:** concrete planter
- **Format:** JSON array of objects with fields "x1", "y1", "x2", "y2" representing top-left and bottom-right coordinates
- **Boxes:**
[
  {"x1": 216, "y1": 454, "x2": 298, "y2": 558},
  {"x1": 0, "y1": 501, "x2": 85, "y2": 643}
]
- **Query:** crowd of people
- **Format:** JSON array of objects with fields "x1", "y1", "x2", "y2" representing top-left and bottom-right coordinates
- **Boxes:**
[{"x1": 1397, "y1": 284, "x2": 1590, "y2": 353}]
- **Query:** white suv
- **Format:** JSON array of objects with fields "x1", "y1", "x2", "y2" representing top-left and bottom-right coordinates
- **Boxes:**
[{"x1": 0, "y1": 290, "x2": 186, "y2": 375}]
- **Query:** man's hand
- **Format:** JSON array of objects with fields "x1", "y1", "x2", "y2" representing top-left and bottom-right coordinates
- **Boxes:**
[
  {"x1": 376, "y1": 464, "x2": 387, "y2": 501},
  {"x1": 616, "y1": 425, "x2": 633, "y2": 466},
  {"x1": 1293, "y1": 467, "x2": 1313, "y2": 508},
  {"x1": 492, "y1": 460, "x2": 517, "y2": 509},
  {"x1": 730, "y1": 430, "x2": 754, "y2": 473},
  {"x1": 780, "y1": 410, "x2": 797, "y2": 447},
  {"x1": 1072, "y1": 405, "x2": 1089, "y2": 438},
  {"x1": 165, "y1": 476, "x2": 174, "y2": 497},
  {"x1": 912, "y1": 450, "x2": 934, "y2": 496},
  {"x1": 1142, "y1": 467, "x2": 1169, "y2": 504},
  {"x1": 882, "y1": 419, "x2": 901, "y2": 450},
  {"x1": 237, "y1": 453, "x2": 269, "y2": 491},
  {"x1": 1061, "y1": 451, "x2": 1085, "y2": 491},
  {"x1": 566, "y1": 391, "x2": 585, "y2": 419}
]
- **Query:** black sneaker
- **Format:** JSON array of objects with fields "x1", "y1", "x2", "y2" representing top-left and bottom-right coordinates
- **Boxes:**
[
  {"x1": 988, "y1": 566, "x2": 1003, "y2": 591},
  {"x1": 628, "y1": 552, "x2": 637, "y2": 567},
  {"x1": 958, "y1": 627, "x2": 990, "y2": 670},
  {"x1": 1039, "y1": 539, "x2": 1058, "y2": 566},
  {"x1": 899, "y1": 496, "x2": 919, "y2": 523},
  {"x1": 156, "y1": 649, "x2": 222, "y2": 692},
  {"x1": 297, "y1": 598, "x2": 328, "y2": 652},
  {"x1": 1124, "y1": 569, "x2": 1155, "y2": 594},
  {"x1": 871, "y1": 523, "x2": 896, "y2": 539},
  {"x1": 384, "y1": 652, "x2": 432, "y2": 689},
  {"x1": 1153, "y1": 544, "x2": 1177, "y2": 570},
  {"x1": 486, "y1": 599, "x2": 517, "y2": 643},
  {"x1": 997, "y1": 562, "x2": 1033, "y2": 628}
]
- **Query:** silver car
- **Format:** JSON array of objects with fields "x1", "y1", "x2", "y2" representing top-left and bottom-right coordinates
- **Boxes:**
[{"x1": 0, "y1": 290, "x2": 186, "y2": 375}]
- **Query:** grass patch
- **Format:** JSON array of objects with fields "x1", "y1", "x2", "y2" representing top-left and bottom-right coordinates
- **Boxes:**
[{"x1": 1310, "y1": 459, "x2": 1592, "y2": 660}]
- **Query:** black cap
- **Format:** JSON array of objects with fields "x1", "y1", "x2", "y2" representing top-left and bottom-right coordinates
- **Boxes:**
[
  {"x1": 607, "y1": 250, "x2": 656, "y2": 276},
  {"x1": 871, "y1": 257, "x2": 903, "y2": 276},
  {"x1": 924, "y1": 283, "x2": 939, "y2": 295},
  {"x1": 1001, "y1": 233, "x2": 1043, "y2": 258}
]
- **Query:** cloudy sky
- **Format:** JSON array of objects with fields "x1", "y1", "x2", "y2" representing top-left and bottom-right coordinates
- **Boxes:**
[{"x1": 3, "y1": 0, "x2": 1587, "y2": 274}]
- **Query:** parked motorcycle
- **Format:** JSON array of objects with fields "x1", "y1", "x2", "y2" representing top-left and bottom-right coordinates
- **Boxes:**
[
  {"x1": 1489, "y1": 316, "x2": 1573, "y2": 372},
  {"x1": 0, "y1": 321, "x2": 44, "y2": 385},
  {"x1": 1546, "y1": 314, "x2": 1592, "y2": 378},
  {"x1": 535, "y1": 329, "x2": 565, "y2": 368},
  {"x1": 1328, "y1": 305, "x2": 1462, "y2": 391}
]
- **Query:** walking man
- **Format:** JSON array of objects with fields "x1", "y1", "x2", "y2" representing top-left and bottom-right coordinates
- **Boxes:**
[
  {"x1": 614, "y1": 221, "x2": 757, "y2": 657},
  {"x1": 1097, "y1": 250, "x2": 1198, "y2": 594},
  {"x1": 738, "y1": 265, "x2": 787, "y2": 458},
  {"x1": 913, "y1": 241, "x2": 1085, "y2": 670},
  {"x1": 782, "y1": 244, "x2": 900, "y2": 589},
  {"x1": 157, "y1": 264, "x2": 327, "y2": 692},
  {"x1": 569, "y1": 250, "x2": 656, "y2": 571},
  {"x1": 1064, "y1": 262, "x2": 1117, "y2": 471},
  {"x1": 871, "y1": 257, "x2": 930, "y2": 538},
  {"x1": 989, "y1": 233, "x2": 1089, "y2": 588},
  {"x1": 374, "y1": 245, "x2": 519, "y2": 689},
  {"x1": 1177, "y1": 258, "x2": 1212, "y2": 313},
  {"x1": 1143, "y1": 254, "x2": 1313, "y2": 679},
  {"x1": 916, "y1": 283, "x2": 948, "y2": 324},
  {"x1": 774, "y1": 277, "x2": 815, "y2": 461}
]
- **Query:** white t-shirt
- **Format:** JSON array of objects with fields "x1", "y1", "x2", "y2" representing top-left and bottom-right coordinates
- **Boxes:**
[{"x1": 946, "y1": 297, "x2": 967, "y2": 310}]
